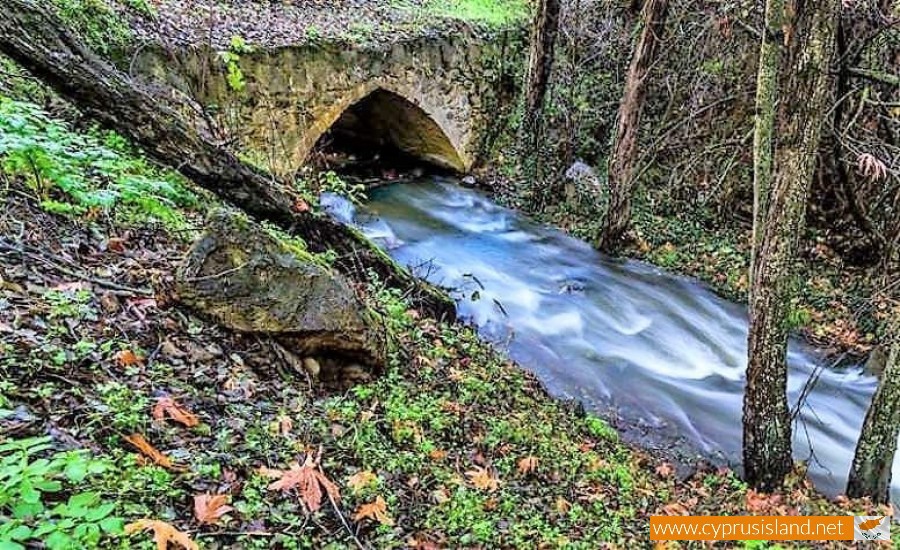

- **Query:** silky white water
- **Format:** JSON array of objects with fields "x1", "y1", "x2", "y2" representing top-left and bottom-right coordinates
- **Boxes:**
[{"x1": 323, "y1": 177, "x2": 898, "y2": 502}]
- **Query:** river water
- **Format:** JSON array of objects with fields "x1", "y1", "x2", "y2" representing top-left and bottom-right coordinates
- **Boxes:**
[{"x1": 323, "y1": 177, "x2": 897, "y2": 502}]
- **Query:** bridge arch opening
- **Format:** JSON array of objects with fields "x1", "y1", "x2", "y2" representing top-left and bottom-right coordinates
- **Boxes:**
[{"x1": 312, "y1": 88, "x2": 466, "y2": 174}]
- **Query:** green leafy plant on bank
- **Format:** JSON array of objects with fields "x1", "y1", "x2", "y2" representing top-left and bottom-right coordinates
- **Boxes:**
[
  {"x1": 0, "y1": 97, "x2": 197, "y2": 229},
  {"x1": 416, "y1": 0, "x2": 529, "y2": 27},
  {"x1": 0, "y1": 437, "x2": 123, "y2": 549},
  {"x1": 47, "y1": 0, "x2": 132, "y2": 57},
  {"x1": 218, "y1": 35, "x2": 253, "y2": 93}
]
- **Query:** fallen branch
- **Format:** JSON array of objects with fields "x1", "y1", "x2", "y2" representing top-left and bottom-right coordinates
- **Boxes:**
[
  {"x1": 0, "y1": 239, "x2": 153, "y2": 296},
  {"x1": 0, "y1": 0, "x2": 455, "y2": 320},
  {"x1": 847, "y1": 67, "x2": 900, "y2": 87}
]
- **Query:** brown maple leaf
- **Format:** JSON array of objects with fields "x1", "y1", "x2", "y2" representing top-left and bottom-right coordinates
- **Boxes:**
[
  {"x1": 117, "y1": 349, "x2": 143, "y2": 367},
  {"x1": 465, "y1": 466, "x2": 499, "y2": 492},
  {"x1": 655, "y1": 462, "x2": 674, "y2": 478},
  {"x1": 125, "y1": 519, "x2": 198, "y2": 550},
  {"x1": 428, "y1": 449, "x2": 448, "y2": 461},
  {"x1": 153, "y1": 397, "x2": 200, "y2": 428},
  {"x1": 258, "y1": 451, "x2": 340, "y2": 513},
  {"x1": 347, "y1": 470, "x2": 377, "y2": 492},
  {"x1": 662, "y1": 502, "x2": 688, "y2": 516},
  {"x1": 193, "y1": 493, "x2": 233, "y2": 525},
  {"x1": 517, "y1": 456, "x2": 538, "y2": 475},
  {"x1": 745, "y1": 489, "x2": 781, "y2": 513},
  {"x1": 354, "y1": 496, "x2": 394, "y2": 526},
  {"x1": 124, "y1": 433, "x2": 183, "y2": 471}
]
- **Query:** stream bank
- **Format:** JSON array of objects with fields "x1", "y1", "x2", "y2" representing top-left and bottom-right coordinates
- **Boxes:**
[
  {"x1": 325, "y1": 177, "x2": 898, "y2": 505},
  {"x1": 1, "y1": 93, "x2": 889, "y2": 549}
]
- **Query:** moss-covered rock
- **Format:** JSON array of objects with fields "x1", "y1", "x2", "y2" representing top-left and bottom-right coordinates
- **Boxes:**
[{"x1": 176, "y1": 209, "x2": 386, "y2": 380}]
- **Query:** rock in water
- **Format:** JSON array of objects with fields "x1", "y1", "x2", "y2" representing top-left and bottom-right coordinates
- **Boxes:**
[{"x1": 176, "y1": 210, "x2": 386, "y2": 380}]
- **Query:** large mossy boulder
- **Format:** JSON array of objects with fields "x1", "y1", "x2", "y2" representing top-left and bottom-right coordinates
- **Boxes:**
[{"x1": 175, "y1": 210, "x2": 386, "y2": 381}]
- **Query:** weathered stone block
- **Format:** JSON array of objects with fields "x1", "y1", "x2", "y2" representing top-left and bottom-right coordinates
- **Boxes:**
[{"x1": 176, "y1": 210, "x2": 386, "y2": 380}]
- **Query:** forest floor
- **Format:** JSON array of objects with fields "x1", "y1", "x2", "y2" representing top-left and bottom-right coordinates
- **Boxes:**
[
  {"x1": 112, "y1": 0, "x2": 528, "y2": 48},
  {"x1": 1, "y1": 85, "x2": 894, "y2": 548}
]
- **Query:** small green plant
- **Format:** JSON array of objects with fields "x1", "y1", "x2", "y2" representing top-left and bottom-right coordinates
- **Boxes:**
[
  {"x1": 419, "y1": 0, "x2": 529, "y2": 27},
  {"x1": 120, "y1": 0, "x2": 155, "y2": 16},
  {"x1": 344, "y1": 22, "x2": 375, "y2": 43},
  {"x1": 48, "y1": 0, "x2": 132, "y2": 56},
  {"x1": 0, "y1": 437, "x2": 123, "y2": 549},
  {"x1": 0, "y1": 97, "x2": 196, "y2": 227},
  {"x1": 315, "y1": 170, "x2": 366, "y2": 204},
  {"x1": 584, "y1": 415, "x2": 618, "y2": 442},
  {"x1": 218, "y1": 36, "x2": 252, "y2": 93},
  {"x1": 305, "y1": 25, "x2": 322, "y2": 41},
  {"x1": 91, "y1": 382, "x2": 150, "y2": 432},
  {"x1": 785, "y1": 301, "x2": 813, "y2": 331}
]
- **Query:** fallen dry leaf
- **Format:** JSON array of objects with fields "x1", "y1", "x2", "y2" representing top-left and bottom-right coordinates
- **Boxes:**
[
  {"x1": 517, "y1": 456, "x2": 539, "y2": 475},
  {"x1": 465, "y1": 466, "x2": 499, "y2": 492},
  {"x1": 153, "y1": 397, "x2": 200, "y2": 428},
  {"x1": 125, "y1": 519, "x2": 198, "y2": 550},
  {"x1": 259, "y1": 452, "x2": 340, "y2": 513},
  {"x1": 124, "y1": 433, "x2": 181, "y2": 471},
  {"x1": 117, "y1": 349, "x2": 143, "y2": 367},
  {"x1": 745, "y1": 489, "x2": 782, "y2": 513},
  {"x1": 662, "y1": 502, "x2": 689, "y2": 516},
  {"x1": 655, "y1": 462, "x2": 674, "y2": 478},
  {"x1": 193, "y1": 493, "x2": 233, "y2": 525},
  {"x1": 278, "y1": 415, "x2": 293, "y2": 435},
  {"x1": 347, "y1": 470, "x2": 377, "y2": 492},
  {"x1": 354, "y1": 495, "x2": 394, "y2": 526},
  {"x1": 428, "y1": 449, "x2": 448, "y2": 461},
  {"x1": 107, "y1": 237, "x2": 127, "y2": 252}
]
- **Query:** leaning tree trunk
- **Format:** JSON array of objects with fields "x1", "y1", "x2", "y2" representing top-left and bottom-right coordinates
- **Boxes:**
[
  {"x1": 522, "y1": 0, "x2": 562, "y2": 143},
  {"x1": 0, "y1": 0, "x2": 454, "y2": 320},
  {"x1": 847, "y1": 318, "x2": 900, "y2": 503},
  {"x1": 599, "y1": 0, "x2": 669, "y2": 252},
  {"x1": 743, "y1": 0, "x2": 839, "y2": 491},
  {"x1": 750, "y1": 0, "x2": 786, "y2": 284}
]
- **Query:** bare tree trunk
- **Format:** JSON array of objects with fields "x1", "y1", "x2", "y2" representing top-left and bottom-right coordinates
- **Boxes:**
[
  {"x1": 0, "y1": 0, "x2": 455, "y2": 320},
  {"x1": 599, "y1": 0, "x2": 668, "y2": 252},
  {"x1": 743, "y1": 0, "x2": 839, "y2": 491},
  {"x1": 750, "y1": 0, "x2": 786, "y2": 284},
  {"x1": 522, "y1": 0, "x2": 562, "y2": 141},
  {"x1": 848, "y1": 318, "x2": 900, "y2": 503}
]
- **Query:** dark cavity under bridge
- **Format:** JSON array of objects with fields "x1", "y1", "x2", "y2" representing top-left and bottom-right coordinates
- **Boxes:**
[{"x1": 132, "y1": 31, "x2": 520, "y2": 175}]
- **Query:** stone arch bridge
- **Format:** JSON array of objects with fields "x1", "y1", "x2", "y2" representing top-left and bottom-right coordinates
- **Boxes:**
[{"x1": 133, "y1": 30, "x2": 521, "y2": 176}]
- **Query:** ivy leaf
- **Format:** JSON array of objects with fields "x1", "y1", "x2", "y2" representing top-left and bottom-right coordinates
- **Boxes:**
[{"x1": 99, "y1": 517, "x2": 124, "y2": 534}]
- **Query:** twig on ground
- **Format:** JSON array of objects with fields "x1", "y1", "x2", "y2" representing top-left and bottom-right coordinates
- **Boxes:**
[{"x1": 0, "y1": 239, "x2": 154, "y2": 296}]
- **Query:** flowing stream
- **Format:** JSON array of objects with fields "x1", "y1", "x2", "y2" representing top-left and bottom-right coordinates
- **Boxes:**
[{"x1": 323, "y1": 177, "x2": 898, "y2": 502}]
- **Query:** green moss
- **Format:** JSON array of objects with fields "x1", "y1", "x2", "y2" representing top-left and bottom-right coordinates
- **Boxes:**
[
  {"x1": 48, "y1": 0, "x2": 133, "y2": 57},
  {"x1": 415, "y1": 0, "x2": 529, "y2": 28}
]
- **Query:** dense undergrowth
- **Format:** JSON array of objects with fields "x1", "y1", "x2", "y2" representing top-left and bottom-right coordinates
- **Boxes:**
[
  {"x1": 3, "y1": 89, "x2": 896, "y2": 548},
  {"x1": 488, "y1": 0, "x2": 898, "y2": 356}
]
